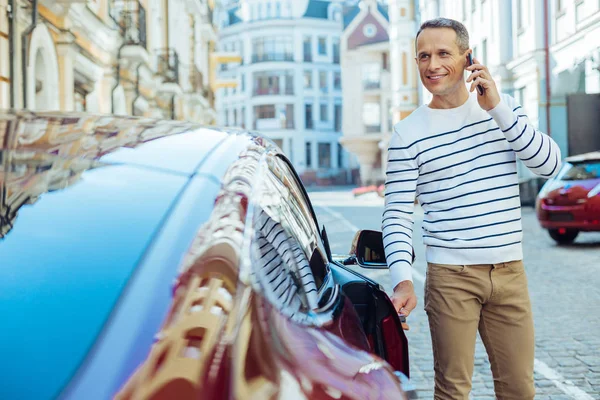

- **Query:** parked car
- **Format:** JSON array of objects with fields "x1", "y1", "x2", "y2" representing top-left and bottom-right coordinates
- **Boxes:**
[
  {"x1": 0, "y1": 111, "x2": 415, "y2": 400},
  {"x1": 536, "y1": 151, "x2": 600, "y2": 244}
]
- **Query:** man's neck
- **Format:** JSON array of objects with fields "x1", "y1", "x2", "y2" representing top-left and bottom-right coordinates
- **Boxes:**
[{"x1": 428, "y1": 86, "x2": 470, "y2": 109}]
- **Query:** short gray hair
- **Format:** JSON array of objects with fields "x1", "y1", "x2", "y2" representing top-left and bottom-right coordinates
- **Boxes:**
[{"x1": 415, "y1": 18, "x2": 470, "y2": 54}]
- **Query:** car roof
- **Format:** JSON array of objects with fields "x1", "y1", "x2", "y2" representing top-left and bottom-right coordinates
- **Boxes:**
[
  {"x1": 564, "y1": 151, "x2": 600, "y2": 163},
  {"x1": 0, "y1": 111, "x2": 238, "y2": 175}
]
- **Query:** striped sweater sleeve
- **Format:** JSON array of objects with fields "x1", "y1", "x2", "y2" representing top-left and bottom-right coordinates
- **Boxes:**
[
  {"x1": 488, "y1": 95, "x2": 562, "y2": 178},
  {"x1": 382, "y1": 128, "x2": 417, "y2": 289}
]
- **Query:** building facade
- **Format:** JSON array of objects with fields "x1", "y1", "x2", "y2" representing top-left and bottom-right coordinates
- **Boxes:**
[
  {"x1": 418, "y1": 0, "x2": 600, "y2": 168},
  {"x1": 215, "y1": 0, "x2": 351, "y2": 185},
  {"x1": 0, "y1": 0, "x2": 218, "y2": 123},
  {"x1": 340, "y1": 0, "x2": 419, "y2": 185}
]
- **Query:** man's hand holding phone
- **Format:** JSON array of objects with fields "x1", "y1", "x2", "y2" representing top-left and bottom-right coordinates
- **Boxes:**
[{"x1": 466, "y1": 55, "x2": 501, "y2": 111}]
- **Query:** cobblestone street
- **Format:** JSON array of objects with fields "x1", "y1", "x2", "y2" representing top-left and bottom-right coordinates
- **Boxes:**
[{"x1": 309, "y1": 189, "x2": 600, "y2": 399}]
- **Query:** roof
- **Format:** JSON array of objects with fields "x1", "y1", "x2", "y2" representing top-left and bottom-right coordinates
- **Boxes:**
[
  {"x1": 565, "y1": 151, "x2": 600, "y2": 163},
  {"x1": 343, "y1": 5, "x2": 361, "y2": 28},
  {"x1": 228, "y1": 6, "x2": 242, "y2": 25},
  {"x1": 343, "y1": 2, "x2": 388, "y2": 29},
  {"x1": 303, "y1": 0, "x2": 330, "y2": 19},
  {"x1": 377, "y1": 3, "x2": 389, "y2": 21}
]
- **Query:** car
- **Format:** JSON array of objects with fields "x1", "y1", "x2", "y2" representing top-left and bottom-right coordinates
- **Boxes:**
[
  {"x1": 536, "y1": 151, "x2": 600, "y2": 244},
  {"x1": 0, "y1": 111, "x2": 415, "y2": 400}
]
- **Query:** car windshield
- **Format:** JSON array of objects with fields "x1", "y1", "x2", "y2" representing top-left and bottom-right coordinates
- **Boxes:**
[{"x1": 557, "y1": 161, "x2": 600, "y2": 181}]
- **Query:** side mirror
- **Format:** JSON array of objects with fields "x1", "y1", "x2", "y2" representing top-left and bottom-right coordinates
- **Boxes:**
[
  {"x1": 346, "y1": 229, "x2": 415, "y2": 269},
  {"x1": 350, "y1": 230, "x2": 388, "y2": 269}
]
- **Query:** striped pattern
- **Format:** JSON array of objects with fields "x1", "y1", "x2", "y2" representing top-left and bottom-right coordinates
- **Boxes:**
[
  {"x1": 383, "y1": 93, "x2": 562, "y2": 288},
  {"x1": 253, "y1": 209, "x2": 319, "y2": 319}
]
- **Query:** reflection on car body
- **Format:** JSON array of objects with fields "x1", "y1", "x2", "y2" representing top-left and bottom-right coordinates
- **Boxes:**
[{"x1": 0, "y1": 110, "x2": 415, "y2": 400}]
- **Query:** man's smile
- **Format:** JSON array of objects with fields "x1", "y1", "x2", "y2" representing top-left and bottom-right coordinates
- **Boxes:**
[{"x1": 427, "y1": 74, "x2": 447, "y2": 81}]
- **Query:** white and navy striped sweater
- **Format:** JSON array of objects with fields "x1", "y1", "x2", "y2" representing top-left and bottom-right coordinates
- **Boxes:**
[{"x1": 383, "y1": 93, "x2": 561, "y2": 288}]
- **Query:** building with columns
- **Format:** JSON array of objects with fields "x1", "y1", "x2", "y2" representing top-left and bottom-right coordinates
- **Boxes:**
[
  {"x1": 340, "y1": 0, "x2": 419, "y2": 185},
  {"x1": 0, "y1": 0, "x2": 218, "y2": 123},
  {"x1": 215, "y1": 0, "x2": 352, "y2": 185}
]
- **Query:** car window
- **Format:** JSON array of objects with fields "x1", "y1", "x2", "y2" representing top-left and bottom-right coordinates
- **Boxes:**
[
  {"x1": 557, "y1": 161, "x2": 600, "y2": 181},
  {"x1": 268, "y1": 156, "x2": 329, "y2": 288},
  {"x1": 246, "y1": 155, "x2": 330, "y2": 324}
]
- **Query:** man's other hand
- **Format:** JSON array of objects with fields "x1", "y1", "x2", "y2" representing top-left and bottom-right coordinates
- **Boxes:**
[{"x1": 391, "y1": 280, "x2": 417, "y2": 317}]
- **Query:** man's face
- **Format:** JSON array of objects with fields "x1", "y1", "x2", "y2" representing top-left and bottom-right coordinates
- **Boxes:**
[{"x1": 415, "y1": 28, "x2": 468, "y2": 96}]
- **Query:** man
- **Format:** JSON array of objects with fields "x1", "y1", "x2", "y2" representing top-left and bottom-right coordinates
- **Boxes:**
[{"x1": 382, "y1": 18, "x2": 561, "y2": 400}]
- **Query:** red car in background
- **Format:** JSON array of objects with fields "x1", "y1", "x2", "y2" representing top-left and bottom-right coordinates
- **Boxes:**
[{"x1": 536, "y1": 152, "x2": 600, "y2": 244}]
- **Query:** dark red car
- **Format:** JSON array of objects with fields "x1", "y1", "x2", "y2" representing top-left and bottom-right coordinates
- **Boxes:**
[
  {"x1": 536, "y1": 152, "x2": 600, "y2": 244},
  {"x1": 0, "y1": 111, "x2": 415, "y2": 400}
]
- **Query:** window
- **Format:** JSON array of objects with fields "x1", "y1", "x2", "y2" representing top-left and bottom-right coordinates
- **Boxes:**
[
  {"x1": 305, "y1": 104, "x2": 313, "y2": 129},
  {"x1": 382, "y1": 53, "x2": 388, "y2": 71},
  {"x1": 276, "y1": 2, "x2": 281, "y2": 17},
  {"x1": 333, "y1": 37, "x2": 340, "y2": 64},
  {"x1": 233, "y1": 109, "x2": 238, "y2": 126},
  {"x1": 482, "y1": 39, "x2": 488, "y2": 66},
  {"x1": 337, "y1": 143, "x2": 343, "y2": 168},
  {"x1": 224, "y1": 109, "x2": 229, "y2": 126},
  {"x1": 74, "y1": 86, "x2": 88, "y2": 112},
  {"x1": 258, "y1": 3, "x2": 262, "y2": 19},
  {"x1": 462, "y1": 0, "x2": 467, "y2": 20},
  {"x1": 303, "y1": 37, "x2": 312, "y2": 62},
  {"x1": 363, "y1": 103, "x2": 381, "y2": 132},
  {"x1": 319, "y1": 71, "x2": 328, "y2": 93},
  {"x1": 254, "y1": 104, "x2": 276, "y2": 119},
  {"x1": 517, "y1": 0, "x2": 527, "y2": 31},
  {"x1": 320, "y1": 103, "x2": 328, "y2": 122},
  {"x1": 306, "y1": 141, "x2": 312, "y2": 167},
  {"x1": 362, "y1": 63, "x2": 380, "y2": 89},
  {"x1": 334, "y1": 104, "x2": 342, "y2": 132},
  {"x1": 241, "y1": 73, "x2": 245, "y2": 92},
  {"x1": 253, "y1": 71, "x2": 294, "y2": 96},
  {"x1": 266, "y1": 2, "x2": 272, "y2": 18},
  {"x1": 250, "y1": 156, "x2": 332, "y2": 321},
  {"x1": 333, "y1": 72, "x2": 341, "y2": 90},
  {"x1": 241, "y1": 106, "x2": 246, "y2": 128},
  {"x1": 304, "y1": 70, "x2": 313, "y2": 88},
  {"x1": 318, "y1": 143, "x2": 331, "y2": 168},
  {"x1": 252, "y1": 37, "x2": 294, "y2": 62},
  {"x1": 471, "y1": 0, "x2": 476, "y2": 12},
  {"x1": 318, "y1": 37, "x2": 327, "y2": 55},
  {"x1": 283, "y1": 104, "x2": 295, "y2": 129}
]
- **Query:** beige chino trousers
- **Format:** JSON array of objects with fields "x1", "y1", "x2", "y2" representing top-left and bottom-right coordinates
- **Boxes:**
[{"x1": 424, "y1": 260, "x2": 535, "y2": 400}]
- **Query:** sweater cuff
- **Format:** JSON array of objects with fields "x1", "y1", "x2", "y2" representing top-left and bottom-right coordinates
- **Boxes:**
[
  {"x1": 487, "y1": 99, "x2": 516, "y2": 132},
  {"x1": 390, "y1": 263, "x2": 413, "y2": 290}
]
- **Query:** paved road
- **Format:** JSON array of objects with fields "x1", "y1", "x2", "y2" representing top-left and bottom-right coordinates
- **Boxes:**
[{"x1": 309, "y1": 189, "x2": 600, "y2": 400}]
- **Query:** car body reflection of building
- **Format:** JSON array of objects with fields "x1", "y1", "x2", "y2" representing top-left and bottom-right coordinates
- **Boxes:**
[{"x1": 0, "y1": 111, "x2": 199, "y2": 239}]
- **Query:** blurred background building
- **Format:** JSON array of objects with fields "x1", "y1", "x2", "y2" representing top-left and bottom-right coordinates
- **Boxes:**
[
  {"x1": 340, "y1": 0, "x2": 419, "y2": 185},
  {"x1": 0, "y1": 0, "x2": 218, "y2": 123},
  {"x1": 215, "y1": 0, "x2": 352, "y2": 185}
]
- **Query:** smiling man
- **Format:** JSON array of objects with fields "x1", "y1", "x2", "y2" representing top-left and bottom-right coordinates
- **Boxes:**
[{"x1": 382, "y1": 18, "x2": 561, "y2": 399}]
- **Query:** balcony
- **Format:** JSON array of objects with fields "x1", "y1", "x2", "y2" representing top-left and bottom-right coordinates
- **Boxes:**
[
  {"x1": 157, "y1": 49, "x2": 180, "y2": 84},
  {"x1": 253, "y1": 87, "x2": 294, "y2": 96},
  {"x1": 252, "y1": 53, "x2": 294, "y2": 63},
  {"x1": 363, "y1": 80, "x2": 380, "y2": 90},
  {"x1": 365, "y1": 125, "x2": 381, "y2": 133},
  {"x1": 110, "y1": 0, "x2": 147, "y2": 50}
]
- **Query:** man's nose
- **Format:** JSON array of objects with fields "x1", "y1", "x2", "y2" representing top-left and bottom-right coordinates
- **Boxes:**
[{"x1": 428, "y1": 55, "x2": 441, "y2": 70}]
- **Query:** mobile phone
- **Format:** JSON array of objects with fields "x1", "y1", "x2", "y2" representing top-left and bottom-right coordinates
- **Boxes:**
[{"x1": 468, "y1": 53, "x2": 485, "y2": 96}]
